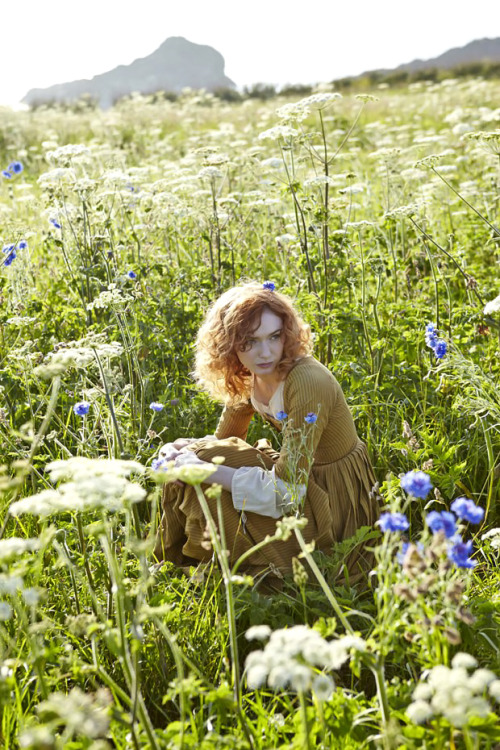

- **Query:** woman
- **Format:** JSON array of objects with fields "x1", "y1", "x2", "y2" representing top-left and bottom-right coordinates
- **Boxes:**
[{"x1": 153, "y1": 282, "x2": 378, "y2": 583}]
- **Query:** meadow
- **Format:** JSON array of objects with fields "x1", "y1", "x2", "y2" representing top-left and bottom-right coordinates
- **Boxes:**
[{"x1": 0, "y1": 77, "x2": 499, "y2": 749}]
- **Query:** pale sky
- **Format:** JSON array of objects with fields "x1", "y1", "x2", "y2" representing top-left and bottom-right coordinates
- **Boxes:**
[{"x1": 2, "y1": 0, "x2": 499, "y2": 106}]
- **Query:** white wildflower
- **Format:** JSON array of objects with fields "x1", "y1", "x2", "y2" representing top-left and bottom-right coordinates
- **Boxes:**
[
  {"x1": 245, "y1": 625, "x2": 364, "y2": 694},
  {"x1": 408, "y1": 659, "x2": 499, "y2": 728},
  {"x1": 468, "y1": 669, "x2": 496, "y2": 692},
  {"x1": 5, "y1": 316, "x2": 37, "y2": 326},
  {"x1": 483, "y1": 294, "x2": 500, "y2": 315},
  {"x1": 86, "y1": 284, "x2": 132, "y2": 311},
  {"x1": 276, "y1": 233, "x2": 297, "y2": 245},
  {"x1": 258, "y1": 125, "x2": 299, "y2": 142},
  {"x1": 38, "y1": 168, "x2": 76, "y2": 187},
  {"x1": 197, "y1": 166, "x2": 223, "y2": 180},
  {"x1": 0, "y1": 537, "x2": 40, "y2": 563},
  {"x1": 406, "y1": 699, "x2": 433, "y2": 724},
  {"x1": 489, "y1": 680, "x2": 500, "y2": 701},
  {"x1": 0, "y1": 602, "x2": 12, "y2": 620},
  {"x1": 0, "y1": 574, "x2": 24, "y2": 595},
  {"x1": 290, "y1": 664, "x2": 312, "y2": 692},
  {"x1": 275, "y1": 102, "x2": 310, "y2": 121},
  {"x1": 451, "y1": 652, "x2": 477, "y2": 670},
  {"x1": 10, "y1": 458, "x2": 145, "y2": 517},
  {"x1": 34, "y1": 339, "x2": 123, "y2": 378},
  {"x1": 245, "y1": 625, "x2": 272, "y2": 641},
  {"x1": 46, "y1": 144, "x2": 91, "y2": 164},
  {"x1": 297, "y1": 92, "x2": 342, "y2": 109},
  {"x1": 312, "y1": 673, "x2": 334, "y2": 701},
  {"x1": 22, "y1": 588, "x2": 41, "y2": 607},
  {"x1": 339, "y1": 183, "x2": 365, "y2": 195},
  {"x1": 304, "y1": 175, "x2": 337, "y2": 187},
  {"x1": 36, "y1": 687, "x2": 111, "y2": 738},
  {"x1": 260, "y1": 157, "x2": 284, "y2": 169}
]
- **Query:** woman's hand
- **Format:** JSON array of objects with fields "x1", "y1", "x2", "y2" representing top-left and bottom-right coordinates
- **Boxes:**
[
  {"x1": 173, "y1": 450, "x2": 210, "y2": 469},
  {"x1": 158, "y1": 442, "x2": 182, "y2": 462}
]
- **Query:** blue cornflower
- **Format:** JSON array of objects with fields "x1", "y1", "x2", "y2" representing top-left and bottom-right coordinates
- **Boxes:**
[
  {"x1": 262, "y1": 281, "x2": 275, "y2": 291},
  {"x1": 8, "y1": 161, "x2": 23, "y2": 174},
  {"x1": 276, "y1": 410, "x2": 288, "y2": 420},
  {"x1": 433, "y1": 339, "x2": 447, "y2": 359},
  {"x1": 400, "y1": 470, "x2": 433, "y2": 499},
  {"x1": 3, "y1": 246, "x2": 16, "y2": 266},
  {"x1": 426, "y1": 510, "x2": 457, "y2": 538},
  {"x1": 73, "y1": 401, "x2": 90, "y2": 416},
  {"x1": 447, "y1": 538, "x2": 476, "y2": 568},
  {"x1": 127, "y1": 270, "x2": 137, "y2": 280},
  {"x1": 377, "y1": 512, "x2": 410, "y2": 533},
  {"x1": 2, "y1": 170, "x2": 11, "y2": 179},
  {"x1": 150, "y1": 402, "x2": 164, "y2": 412},
  {"x1": 50, "y1": 218, "x2": 62, "y2": 229},
  {"x1": 17, "y1": 240, "x2": 27, "y2": 250},
  {"x1": 450, "y1": 497, "x2": 484, "y2": 524},
  {"x1": 304, "y1": 412, "x2": 317, "y2": 424},
  {"x1": 425, "y1": 323, "x2": 438, "y2": 349}
]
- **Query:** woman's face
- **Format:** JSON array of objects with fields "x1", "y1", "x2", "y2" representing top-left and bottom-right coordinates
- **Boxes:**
[{"x1": 236, "y1": 308, "x2": 284, "y2": 380}]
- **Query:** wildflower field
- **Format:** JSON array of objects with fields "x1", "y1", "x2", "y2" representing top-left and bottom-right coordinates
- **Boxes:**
[{"x1": 0, "y1": 78, "x2": 499, "y2": 749}]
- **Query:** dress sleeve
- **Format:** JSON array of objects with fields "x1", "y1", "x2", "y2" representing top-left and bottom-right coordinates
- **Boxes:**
[
  {"x1": 273, "y1": 363, "x2": 336, "y2": 485},
  {"x1": 231, "y1": 466, "x2": 306, "y2": 518},
  {"x1": 215, "y1": 401, "x2": 255, "y2": 441}
]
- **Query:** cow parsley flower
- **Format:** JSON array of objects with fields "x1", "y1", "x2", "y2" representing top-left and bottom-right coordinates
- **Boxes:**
[
  {"x1": 245, "y1": 625, "x2": 364, "y2": 694},
  {"x1": 483, "y1": 294, "x2": 500, "y2": 315},
  {"x1": 35, "y1": 687, "x2": 111, "y2": 739},
  {"x1": 0, "y1": 538, "x2": 40, "y2": 564},
  {"x1": 245, "y1": 625, "x2": 272, "y2": 641},
  {"x1": 258, "y1": 125, "x2": 299, "y2": 142},
  {"x1": 406, "y1": 657, "x2": 498, "y2": 728},
  {"x1": 0, "y1": 602, "x2": 12, "y2": 620},
  {"x1": 9, "y1": 458, "x2": 145, "y2": 517}
]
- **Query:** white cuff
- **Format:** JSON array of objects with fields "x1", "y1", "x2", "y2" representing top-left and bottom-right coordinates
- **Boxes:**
[{"x1": 231, "y1": 466, "x2": 306, "y2": 518}]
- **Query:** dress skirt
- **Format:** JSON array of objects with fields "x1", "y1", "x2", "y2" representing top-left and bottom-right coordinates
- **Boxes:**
[{"x1": 153, "y1": 436, "x2": 379, "y2": 584}]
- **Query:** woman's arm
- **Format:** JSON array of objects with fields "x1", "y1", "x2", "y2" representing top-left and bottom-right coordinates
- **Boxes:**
[{"x1": 215, "y1": 402, "x2": 255, "y2": 441}]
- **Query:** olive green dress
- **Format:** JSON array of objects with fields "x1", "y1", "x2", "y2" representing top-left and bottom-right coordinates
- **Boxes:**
[{"x1": 153, "y1": 357, "x2": 379, "y2": 582}]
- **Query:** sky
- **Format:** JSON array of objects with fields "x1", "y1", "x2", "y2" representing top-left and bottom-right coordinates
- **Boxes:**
[{"x1": 2, "y1": 0, "x2": 499, "y2": 106}]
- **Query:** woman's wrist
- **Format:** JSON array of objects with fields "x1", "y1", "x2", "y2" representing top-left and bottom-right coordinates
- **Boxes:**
[{"x1": 207, "y1": 464, "x2": 236, "y2": 492}]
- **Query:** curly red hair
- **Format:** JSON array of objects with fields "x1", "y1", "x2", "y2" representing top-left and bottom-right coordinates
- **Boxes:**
[{"x1": 194, "y1": 282, "x2": 313, "y2": 403}]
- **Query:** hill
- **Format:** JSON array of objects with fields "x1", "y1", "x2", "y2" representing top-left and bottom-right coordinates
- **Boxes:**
[{"x1": 22, "y1": 36, "x2": 235, "y2": 109}]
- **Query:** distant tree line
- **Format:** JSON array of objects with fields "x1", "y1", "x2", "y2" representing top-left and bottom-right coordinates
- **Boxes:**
[{"x1": 24, "y1": 60, "x2": 500, "y2": 111}]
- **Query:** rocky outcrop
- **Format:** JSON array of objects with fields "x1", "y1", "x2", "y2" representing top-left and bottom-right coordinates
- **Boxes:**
[{"x1": 23, "y1": 36, "x2": 235, "y2": 109}]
